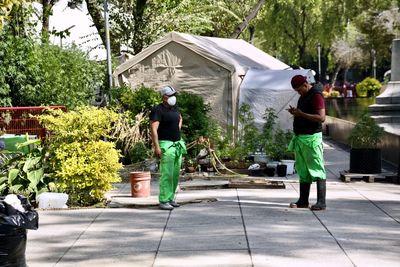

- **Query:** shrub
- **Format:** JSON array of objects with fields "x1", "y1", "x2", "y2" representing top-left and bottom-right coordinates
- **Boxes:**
[
  {"x1": 38, "y1": 106, "x2": 122, "y2": 206},
  {"x1": 111, "y1": 86, "x2": 217, "y2": 159},
  {"x1": 0, "y1": 29, "x2": 105, "y2": 109},
  {"x1": 348, "y1": 113, "x2": 384, "y2": 149},
  {"x1": 52, "y1": 140, "x2": 121, "y2": 205},
  {"x1": 329, "y1": 90, "x2": 340, "y2": 97},
  {"x1": 112, "y1": 84, "x2": 160, "y2": 116},
  {"x1": 238, "y1": 103, "x2": 260, "y2": 154},
  {"x1": 356, "y1": 77, "x2": 381, "y2": 97},
  {"x1": 177, "y1": 92, "x2": 215, "y2": 144}
]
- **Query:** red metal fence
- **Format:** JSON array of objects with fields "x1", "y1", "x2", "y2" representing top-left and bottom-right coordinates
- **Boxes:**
[{"x1": 0, "y1": 106, "x2": 66, "y2": 138}]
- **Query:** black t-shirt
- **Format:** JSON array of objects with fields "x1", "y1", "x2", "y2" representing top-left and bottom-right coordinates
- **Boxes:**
[
  {"x1": 150, "y1": 103, "x2": 181, "y2": 142},
  {"x1": 293, "y1": 86, "x2": 324, "y2": 135}
]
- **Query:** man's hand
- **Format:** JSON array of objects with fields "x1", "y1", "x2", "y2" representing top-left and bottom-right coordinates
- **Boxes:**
[
  {"x1": 154, "y1": 146, "x2": 162, "y2": 159},
  {"x1": 287, "y1": 105, "x2": 302, "y2": 117}
]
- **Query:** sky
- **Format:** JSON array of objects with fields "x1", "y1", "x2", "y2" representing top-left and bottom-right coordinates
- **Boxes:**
[{"x1": 49, "y1": 0, "x2": 105, "y2": 60}]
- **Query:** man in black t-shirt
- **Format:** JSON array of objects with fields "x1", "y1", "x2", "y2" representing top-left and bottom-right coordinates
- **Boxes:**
[{"x1": 150, "y1": 86, "x2": 186, "y2": 210}]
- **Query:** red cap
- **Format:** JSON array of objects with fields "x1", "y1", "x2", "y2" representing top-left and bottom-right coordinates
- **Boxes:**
[{"x1": 291, "y1": 75, "x2": 307, "y2": 89}]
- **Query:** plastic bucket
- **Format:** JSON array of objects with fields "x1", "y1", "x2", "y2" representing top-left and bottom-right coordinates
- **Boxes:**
[
  {"x1": 277, "y1": 164, "x2": 287, "y2": 177},
  {"x1": 37, "y1": 192, "x2": 68, "y2": 209},
  {"x1": 130, "y1": 172, "x2": 151, "y2": 198},
  {"x1": 280, "y1": 160, "x2": 295, "y2": 174}
]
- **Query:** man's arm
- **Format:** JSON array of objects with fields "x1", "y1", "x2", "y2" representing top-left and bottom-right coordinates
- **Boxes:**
[
  {"x1": 179, "y1": 114, "x2": 182, "y2": 130},
  {"x1": 288, "y1": 93, "x2": 325, "y2": 122},
  {"x1": 150, "y1": 120, "x2": 162, "y2": 158},
  {"x1": 290, "y1": 108, "x2": 325, "y2": 123}
]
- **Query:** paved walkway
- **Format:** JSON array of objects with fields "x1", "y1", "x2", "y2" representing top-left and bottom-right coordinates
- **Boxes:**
[{"x1": 25, "y1": 139, "x2": 400, "y2": 267}]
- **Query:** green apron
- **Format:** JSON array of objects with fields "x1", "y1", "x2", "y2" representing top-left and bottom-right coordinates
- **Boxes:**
[
  {"x1": 288, "y1": 132, "x2": 326, "y2": 183},
  {"x1": 158, "y1": 140, "x2": 186, "y2": 203}
]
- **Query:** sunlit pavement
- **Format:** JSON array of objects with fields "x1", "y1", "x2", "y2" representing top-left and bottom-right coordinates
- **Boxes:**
[{"x1": 25, "y1": 138, "x2": 399, "y2": 267}]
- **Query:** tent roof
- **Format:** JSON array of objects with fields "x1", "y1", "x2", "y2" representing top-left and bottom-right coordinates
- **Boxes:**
[
  {"x1": 240, "y1": 69, "x2": 315, "y2": 91},
  {"x1": 239, "y1": 69, "x2": 315, "y2": 130},
  {"x1": 114, "y1": 32, "x2": 291, "y2": 76}
]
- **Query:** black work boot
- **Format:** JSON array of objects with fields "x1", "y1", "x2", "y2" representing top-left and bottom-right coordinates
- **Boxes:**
[
  {"x1": 311, "y1": 179, "x2": 326, "y2": 211},
  {"x1": 289, "y1": 182, "x2": 311, "y2": 208}
]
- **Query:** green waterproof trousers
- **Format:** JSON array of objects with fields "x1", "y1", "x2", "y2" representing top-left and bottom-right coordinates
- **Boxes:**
[
  {"x1": 158, "y1": 140, "x2": 186, "y2": 203},
  {"x1": 288, "y1": 132, "x2": 326, "y2": 183}
]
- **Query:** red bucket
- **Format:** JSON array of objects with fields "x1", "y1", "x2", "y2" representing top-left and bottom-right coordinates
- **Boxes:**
[{"x1": 130, "y1": 172, "x2": 151, "y2": 197}]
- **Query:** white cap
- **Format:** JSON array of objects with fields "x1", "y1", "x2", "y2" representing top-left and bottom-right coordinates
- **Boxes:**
[{"x1": 160, "y1": 86, "x2": 176, "y2": 96}]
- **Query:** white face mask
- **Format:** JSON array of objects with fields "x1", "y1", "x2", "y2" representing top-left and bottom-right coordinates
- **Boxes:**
[{"x1": 167, "y1": 96, "x2": 176, "y2": 106}]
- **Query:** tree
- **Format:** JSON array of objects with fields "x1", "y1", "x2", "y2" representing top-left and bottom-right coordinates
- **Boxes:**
[
  {"x1": 230, "y1": 0, "x2": 265, "y2": 39},
  {"x1": 353, "y1": 2, "x2": 399, "y2": 74},
  {"x1": 0, "y1": 11, "x2": 105, "y2": 109},
  {"x1": 256, "y1": 0, "x2": 350, "y2": 70},
  {"x1": 41, "y1": 0, "x2": 58, "y2": 41},
  {"x1": 330, "y1": 24, "x2": 367, "y2": 85},
  {"x1": 67, "y1": 0, "x2": 266, "y2": 56}
]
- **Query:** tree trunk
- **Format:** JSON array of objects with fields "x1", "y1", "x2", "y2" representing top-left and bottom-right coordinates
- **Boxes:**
[
  {"x1": 230, "y1": 0, "x2": 265, "y2": 39},
  {"x1": 85, "y1": 0, "x2": 121, "y2": 56},
  {"x1": 132, "y1": 0, "x2": 147, "y2": 54},
  {"x1": 41, "y1": 0, "x2": 57, "y2": 42},
  {"x1": 331, "y1": 65, "x2": 341, "y2": 88}
]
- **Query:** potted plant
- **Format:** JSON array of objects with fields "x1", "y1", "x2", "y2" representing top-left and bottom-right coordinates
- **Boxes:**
[
  {"x1": 264, "y1": 126, "x2": 294, "y2": 177},
  {"x1": 348, "y1": 113, "x2": 384, "y2": 173},
  {"x1": 184, "y1": 158, "x2": 198, "y2": 173}
]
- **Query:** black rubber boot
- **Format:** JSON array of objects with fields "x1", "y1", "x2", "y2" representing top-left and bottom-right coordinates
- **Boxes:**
[
  {"x1": 289, "y1": 182, "x2": 311, "y2": 208},
  {"x1": 311, "y1": 179, "x2": 326, "y2": 210}
]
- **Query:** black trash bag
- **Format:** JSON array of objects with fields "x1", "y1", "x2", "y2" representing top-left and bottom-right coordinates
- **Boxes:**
[{"x1": 0, "y1": 195, "x2": 39, "y2": 267}]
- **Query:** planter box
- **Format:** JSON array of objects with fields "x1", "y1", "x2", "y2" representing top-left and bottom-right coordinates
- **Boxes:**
[{"x1": 349, "y1": 148, "x2": 382, "y2": 174}]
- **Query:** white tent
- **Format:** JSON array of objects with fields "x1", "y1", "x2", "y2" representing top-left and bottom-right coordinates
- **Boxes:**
[
  {"x1": 113, "y1": 31, "x2": 290, "y2": 128},
  {"x1": 239, "y1": 69, "x2": 315, "y2": 131}
]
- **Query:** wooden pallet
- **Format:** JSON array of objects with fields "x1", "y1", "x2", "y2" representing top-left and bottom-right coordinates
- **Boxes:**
[{"x1": 340, "y1": 171, "x2": 396, "y2": 183}]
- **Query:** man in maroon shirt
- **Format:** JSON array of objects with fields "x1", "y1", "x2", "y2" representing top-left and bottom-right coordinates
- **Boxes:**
[{"x1": 287, "y1": 75, "x2": 327, "y2": 211}]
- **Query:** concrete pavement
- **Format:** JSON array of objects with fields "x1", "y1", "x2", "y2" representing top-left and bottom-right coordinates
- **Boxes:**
[{"x1": 25, "y1": 138, "x2": 400, "y2": 267}]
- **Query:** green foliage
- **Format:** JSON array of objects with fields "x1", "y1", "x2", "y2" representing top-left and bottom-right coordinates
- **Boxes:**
[
  {"x1": 110, "y1": 85, "x2": 159, "y2": 162},
  {"x1": 256, "y1": 0, "x2": 346, "y2": 66},
  {"x1": 238, "y1": 103, "x2": 260, "y2": 154},
  {"x1": 260, "y1": 107, "x2": 277, "y2": 151},
  {"x1": 329, "y1": 90, "x2": 341, "y2": 97},
  {"x1": 261, "y1": 107, "x2": 293, "y2": 160},
  {"x1": 215, "y1": 105, "x2": 295, "y2": 162},
  {"x1": 108, "y1": 0, "x2": 216, "y2": 55},
  {"x1": 0, "y1": 0, "x2": 23, "y2": 29},
  {"x1": 266, "y1": 128, "x2": 294, "y2": 161},
  {"x1": 112, "y1": 84, "x2": 160, "y2": 116},
  {"x1": 112, "y1": 85, "x2": 216, "y2": 162},
  {"x1": 51, "y1": 140, "x2": 121, "y2": 206},
  {"x1": 37, "y1": 106, "x2": 122, "y2": 206},
  {"x1": 348, "y1": 113, "x2": 384, "y2": 149},
  {"x1": 0, "y1": 26, "x2": 105, "y2": 109},
  {"x1": 128, "y1": 141, "x2": 152, "y2": 164},
  {"x1": 0, "y1": 138, "x2": 54, "y2": 203},
  {"x1": 177, "y1": 91, "x2": 215, "y2": 145},
  {"x1": 356, "y1": 77, "x2": 381, "y2": 97},
  {"x1": 111, "y1": 112, "x2": 149, "y2": 164}
]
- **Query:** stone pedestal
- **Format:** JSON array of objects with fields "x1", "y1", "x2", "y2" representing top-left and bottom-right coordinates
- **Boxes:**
[
  {"x1": 369, "y1": 39, "x2": 400, "y2": 132},
  {"x1": 369, "y1": 39, "x2": 400, "y2": 168}
]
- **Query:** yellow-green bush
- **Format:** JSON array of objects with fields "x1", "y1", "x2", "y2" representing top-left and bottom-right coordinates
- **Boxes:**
[
  {"x1": 356, "y1": 77, "x2": 381, "y2": 97},
  {"x1": 38, "y1": 106, "x2": 122, "y2": 206},
  {"x1": 53, "y1": 141, "x2": 121, "y2": 205}
]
